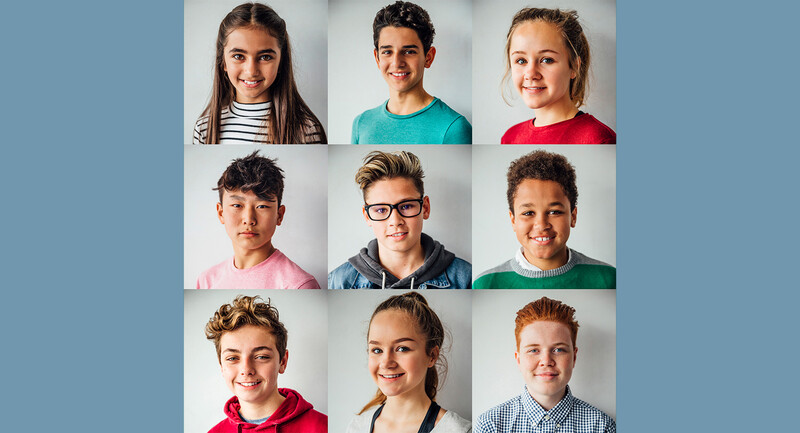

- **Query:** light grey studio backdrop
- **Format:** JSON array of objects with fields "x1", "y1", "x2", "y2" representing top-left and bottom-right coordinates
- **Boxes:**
[
  {"x1": 328, "y1": 290, "x2": 472, "y2": 432},
  {"x1": 328, "y1": 0, "x2": 473, "y2": 143},
  {"x1": 472, "y1": 0, "x2": 616, "y2": 144},
  {"x1": 184, "y1": 290, "x2": 329, "y2": 432},
  {"x1": 327, "y1": 145, "x2": 472, "y2": 273},
  {"x1": 471, "y1": 145, "x2": 615, "y2": 277},
  {"x1": 472, "y1": 290, "x2": 616, "y2": 420},
  {"x1": 184, "y1": 0, "x2": 328, "y2": 143},
  {"x1": 184, "y1": 145, "x2": 328, "y2": 289}
]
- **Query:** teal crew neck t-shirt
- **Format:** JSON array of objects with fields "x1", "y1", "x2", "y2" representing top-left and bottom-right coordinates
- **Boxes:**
[{"x1": 351, "y1": 97, "x2": 471, "y2": 144}]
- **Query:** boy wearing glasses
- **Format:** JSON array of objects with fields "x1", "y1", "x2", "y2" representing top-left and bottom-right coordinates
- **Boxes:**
[{"x1": 328, "y1": 150, "x2": 471, "y2": 289}]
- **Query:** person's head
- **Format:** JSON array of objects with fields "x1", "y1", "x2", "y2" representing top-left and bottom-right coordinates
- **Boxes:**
[
  {"x1": 203, "y1": 3, "x2": 326, "y2": 144},
  {"x1": 372, "y1": 1, "x2": 437, "y2": 95},
  {"x1": 514, "y1": 297, "x2": 578, "y2": 409},
  {"x1": 502, "y1": 8, "x2": 590, "y2": 111},
  {"x1": 507, "y1": 150, "x2": 577, "y2": 270},
  {"x1": 356, "y1": 151, "x2": 430, "y2": 256},
  {"x1": 360, "y1": 292, "x2": 446, "y2": 413},
  {"x1": 214, "y1": 151, "x2": 286, "y2": 256},
  {"x1": 205, "y1": 296, "x2": 288, "y2": 407}
]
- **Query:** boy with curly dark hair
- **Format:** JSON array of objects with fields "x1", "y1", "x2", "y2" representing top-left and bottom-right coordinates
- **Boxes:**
[
  {"x1": 474, "y1": 150, "x2": 615, "y2": 289},
  {"x1": 196, "y1": 151, "x2": 320, "y2": 289},
  {"x1": 351, "y1": 1, "x2": 471, "y2": 144}
]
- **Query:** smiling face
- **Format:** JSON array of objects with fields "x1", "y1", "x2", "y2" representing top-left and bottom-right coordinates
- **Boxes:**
[
  {"x1": 374, "y1": 26, "x2": 435, "y2": 97},
  {"x1": 363, "y1": 177, "x2": 429, "y2": 257},
  {"x1": 509, "y1": 20, "x2": 576, "y2": 113},
  {"x1": 219, "y1": 325, "x2": 287, "y2": 410},
  {"x1": 368, "y1": 309, "x2": 437, "y2": 400},
  {"x1": 510, "y1": 179, "x2": 576, "y2": 270},
  {"x1": 223, "y1": 27, "x2": 281, "y2": 104},
  {"x1": 217, "y1": 188, "x2": 285, "y2": 263},
  {"x1": 515, "y1": 321, "x2": 577, "y2": 410}
]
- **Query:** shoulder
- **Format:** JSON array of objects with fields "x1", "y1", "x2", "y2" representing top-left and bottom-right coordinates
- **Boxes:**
[
  {"x1": 196, "y1": 258, "x2": 230, "y2": 290},
  {"x1": 268, "y1": 250, "x2": 319, "y2": 289},
  {"x1": 501, "y1": 119, "x2": 533, "y2": 144},
  {"x1": 444, "y1": 257, "x2": 473, "y2": 289},
  {"x1": 475, "y1": 395, "x2": 522, "y2": 432},
  {"x1": 355, "y1": 103, "x2": 387, "y2": 123},
  {"x1": 193, "y1": 113, "x2": 210, "y2": 144},
  {"x1": 207, "y1": 417, "x2": 232, "y2": 433},
  {"x1": 302, "y1": 117, "x2": 326, "y2": 144},
  {"x1": 437, "y1": 409, "x2": 472, "y2": 433},
  {"x1": 575, "y1": 115, "x2": 616, "y2": 144},
  {"x1": 294, "y1": 408, "x2": 328, "y2": 431},
  {"x1": 570, "y1": 397, "x2": 616, "y2": 431},
  {"x1": 328, "y1": 261, "x2": 361, "y2": 289},
  {"x1": 473, "y1": 259, "x2": 515, "y2": 289},
  {"x1": 570, "y1": 250, "x2": 614, "y2": 268},
  {"x1": 345, "y1": 408, "x2": 377, "y2": 433}
]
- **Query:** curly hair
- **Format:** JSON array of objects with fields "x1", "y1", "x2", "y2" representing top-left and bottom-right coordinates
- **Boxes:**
[
  {"x1": 507, "y1": 150, "x2": 577, "y2": 213},
  {"x1": 355, "y1": 150, "x2": 425, "y2": 200},
  {"x1": 373, "y1": 1, "x2": 436, "y2": 53},
  {"x1": 502, "y1": 8, "x2": 591, "y2": 108},
  {"x1": 205, "y1": 295, "x2": 288, "y2": 362},
  {"x1": 359, "y1": 292, "x2": 448, "y2": 414},
  {"x1": 515, "y1": 297, "x2": 579, "y2": 348},
  {"x1": 214, "y1": 150, "x2": 285, "y2": 205}
]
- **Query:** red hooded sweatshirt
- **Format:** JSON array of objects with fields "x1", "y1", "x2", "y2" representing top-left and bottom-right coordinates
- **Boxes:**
[{"x1": 209, "y1": 388, "x2": 327, "y2": 433}]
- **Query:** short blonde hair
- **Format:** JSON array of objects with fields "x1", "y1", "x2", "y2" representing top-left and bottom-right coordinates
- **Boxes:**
[{"x1": 355, "y1": 150, "x2": 425, "y2": 199}]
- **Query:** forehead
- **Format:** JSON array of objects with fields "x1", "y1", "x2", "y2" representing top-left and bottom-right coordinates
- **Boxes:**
[
  {"x1": 513, "y1": 179, "x2": 570, "y2": 208},
  {"x1": 378, "y1": 26, "x2": 423, "y2": 47},
  {"x1": 510, "y1": 20, "x2": 567, "y2": 53},
  {"x1": 220, "y1": 324, "x2": 277, "y2": 351},
  {"x1": 224, "y1": 26, "x2": 281, "y2": 52},
  {"x1": 518, "y1": 320, "x2": 573, "y2": 347},
  {"x1": 364, "y1": 177, "x2": 421, "y2": 203},
  {"x1": 369, "y1": 309, "x2": 424, "y2": 341}
]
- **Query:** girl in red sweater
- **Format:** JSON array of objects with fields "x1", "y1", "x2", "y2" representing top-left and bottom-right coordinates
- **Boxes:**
[{"x1": 501, "y1": 8, "x2": 616, "y2": 144}]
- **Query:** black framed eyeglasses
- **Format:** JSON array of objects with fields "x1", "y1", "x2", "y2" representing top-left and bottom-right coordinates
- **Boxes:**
[{"x1": 364, "y1": 199, "x2": 424, "y2": 221}]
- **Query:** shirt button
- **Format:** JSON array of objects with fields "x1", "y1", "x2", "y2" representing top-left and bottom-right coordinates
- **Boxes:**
[
  {"x1": 544, "y1": 415, "x2": 550, "y2": 420},
  {"x1": 557, "y1": 424, "x2": 561, "y2": 428}
]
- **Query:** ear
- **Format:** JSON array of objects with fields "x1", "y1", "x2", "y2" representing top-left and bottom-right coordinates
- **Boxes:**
[
  {"x1": 509, "y1": 209, "x2": 516, "y2": 226},
  {"x1": 428, "y1": 346, "x2": 440, "y2": 367},
  {"x1": 276, "y1": 204, "x2": 286, "y2": 226},
  {"x1": 573, "y1": 346, "x2": 578, "y2": 365},
  {"x1": 514, "y1": 350, "x2": 521, "y2": 366},
  {"x1": 217, "y1": 202, "x2": 225, "y2": 225},
  {"x1": 422, "y1": 196, "x2": 431, "y2": 220},
  {"x1": 570, "y1": 206, "x2": 577, "y2": 228},
  {"x1": 279, "y1": 350, "x2": 288, "y2": 374},
  {"x1": 571, "y1": 57, "x2": 580, "y2": 80},
  {"x1": 374, "y1": 49, "x2": 380, "y2": 68},
  {"x1": 362, "y1": 206, "x2": 373, "y2": 227},
  {"x1": 424, "y1": 46, "x2": 436, "y2": 68}
]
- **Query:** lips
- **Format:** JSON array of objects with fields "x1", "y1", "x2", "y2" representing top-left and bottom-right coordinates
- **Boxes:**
[
  {"x1": 237, "y1": 380, "x2": 262, "y2": 388},
  {"x1": 240, "y1": 79, "x2": 263, "y2": 88},
  {"x1": 523, "y1": 85, "x2": 546, "y2": 93},
  {"x1": 535, "y1": 372, "x2": 559, "y2": 379},
  {"x1": 390, "y1": 72, "x2": 410, "y2": 78},
  {"x1": 240, "y1": 231, "x2": 258, "y2": 237},
  {"x1": 379, "y1": 373, "x2": 405, "y2": 380},
  {"x1": 388, "y1": 232, "x2": 408, "y2": 241},
  {"x1": 531, "y1": 235, "x2": 554, "y2": 245}
]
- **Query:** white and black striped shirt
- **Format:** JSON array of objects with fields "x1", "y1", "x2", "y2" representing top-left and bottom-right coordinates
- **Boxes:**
[{"x1": 193, "y1": 100, "x2": 323, "y2": 144}]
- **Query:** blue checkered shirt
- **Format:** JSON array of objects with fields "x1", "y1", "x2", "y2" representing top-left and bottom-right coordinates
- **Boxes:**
[{"x1": 475, "y1": 386, "x2": 616, "y2": 433}]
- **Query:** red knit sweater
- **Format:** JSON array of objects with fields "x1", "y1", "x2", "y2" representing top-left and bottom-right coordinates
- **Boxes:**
[{"x1": 501, "y1": 113, "x2": 616, "y2": 144}]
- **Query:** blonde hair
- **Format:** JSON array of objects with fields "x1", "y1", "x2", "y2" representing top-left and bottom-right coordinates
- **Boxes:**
[
  {"x1": 355, "y1": 150, "x2": 425, "y2": 200},
  {"x1": 502, "y1": 8, "x2": 591, "y2": 108}
]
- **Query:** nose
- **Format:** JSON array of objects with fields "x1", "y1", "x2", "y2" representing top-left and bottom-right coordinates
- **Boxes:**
[
  {"x1": 539, "y1": 351, "x2": 555, "y2": 367},
  {"x1": 524, "y1": 61, "x2": 541, "y2": 81},
  {"x1": 390, "y1": 52, "x2": 405, "y2": 67},
  {"x1": 242, "y1": 207, "x2": 256, "y2": 225},
  {"x1": 379, "y1": 350, "x2": 397, "y2": 369},
  {"x1": 533, "y1": 213, "x2": 550, "y2": 230},
  {"x1": 239, "y1": 358, "x2": 255, "y2": 375},
  {"x1": 245, "y1": 58, "x2": 260, "y2": 77},
  {"x1": 386, "y1": 207, "x2": 404, "y2": 226}
]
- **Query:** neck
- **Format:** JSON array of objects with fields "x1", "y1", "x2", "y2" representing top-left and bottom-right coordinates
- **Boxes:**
[
  {"x1": 524, "y1": 248, "x2": 568, "y2": 271},
  {"x1": 233, "y1": 243, "x2": 276, "y2": 269},
  {"x1": 528, "y1": 386, "x2": 566, "y2": 411},
  {"x1": 378, "y1": 244, "x2": 426, "y2": 280},
  {"x1": 533, "y1": 99, "x2": 579, "y2": 127},
  {"x1": 381, "y1": 386, "x2": 432, "y2": 419},
  {"x1": 238, "y1": 389, "x2": 286, "y2": 421},
  {"x1": 387, "y1": 87, "x2": 433, "y2": 115}
]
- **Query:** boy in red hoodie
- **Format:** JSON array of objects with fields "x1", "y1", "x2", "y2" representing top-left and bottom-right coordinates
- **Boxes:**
[{"x1": 205, "y1": 295, "x2": 327, "y2": 432}]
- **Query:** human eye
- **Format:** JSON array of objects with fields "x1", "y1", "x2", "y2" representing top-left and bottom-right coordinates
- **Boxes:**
[
  {"x1": 224, "y1": 356, "x2": 239, "y2": 362},
  {"x1": 521, "y1": 210, "x2": 534, "y2": 217},
  {"x1": 259, "y1": 54, "x2": 273, "y2": 61},
  {"x1": 255, "y1": 354, "x2": 271, "y2": 360},
  {"x1": 396, "y1": 346, "x2": 411, "y2": 353},
  {"x1": 403, "y1": 49, "x2": 417, "y2": 55},
  {"x1": 231, "y1": 203, "x2": 242, "y2": 208},
  {"x1": 369, "y1": 347, "x2": 383, "y2": 355},
  {"x1": 547, "y1": 210, "x2": 564, "y2": 215},
  {"x1": 540, "y1": 57, "x2": 555, "y2": 64},
  {"x1": 232, "y1": 53, "x2": 245, "y2": 61},
  {"x1": 553, "y1": 348, "x2": 566, "y2": 353},
  {"x1": 514, "y1": 57, "x2": 527, "y2": 66},
  {"x1": 381, "y1": 49, "x2": 392, "y2": 56},
  {"x1": 256, "y1": 204, "x2": 270, "y2": 209}
]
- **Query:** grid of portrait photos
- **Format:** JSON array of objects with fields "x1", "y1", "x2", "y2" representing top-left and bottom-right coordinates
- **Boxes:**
[{"x1": 184, "y1": 0, "x2": 616, "y2": 432}]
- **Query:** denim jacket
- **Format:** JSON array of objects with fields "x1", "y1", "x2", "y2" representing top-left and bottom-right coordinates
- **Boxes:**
[{"x1": 328, "y1": 257, "x2": 472, "y2": 289}]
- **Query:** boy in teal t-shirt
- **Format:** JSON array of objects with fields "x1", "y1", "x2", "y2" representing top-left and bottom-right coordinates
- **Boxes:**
[
  {"x1": 352, "y1": 1, "x2": 471, "y2": 144},
  {"x1": 474, "y1": 150, "x2": 615, "y2": 289}
]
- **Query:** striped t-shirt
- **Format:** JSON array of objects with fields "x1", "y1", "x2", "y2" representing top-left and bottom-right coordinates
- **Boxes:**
[{"x1": 193, "y1": 100, "x2": 324, "y2": 144}]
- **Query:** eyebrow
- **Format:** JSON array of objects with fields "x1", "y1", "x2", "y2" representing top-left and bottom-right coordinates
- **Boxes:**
[
  {"x1": 222, "y1": 346, "x2": 274, "y2": 354},
  {"x1": 228, "y1": 194, "x2": 276, "y2": 202},
  {"x1": 518, "y1": 202, "x2": 567, "y2": 208},
  {"x1": 511, "y1": 49, "x2": 560, "y2": 56},
  {"x1": 368, "y1": 337, "x2": 416, "y2": 345},
  {"x1": 522, "y1": 342, "x2": 570, "y2": 348},
  {"x1": 227, "y1": 48, "x2": 278, "y2": 55},
  {"x1": 379, "y1": 44, "x2": 420, "y2": 50}
]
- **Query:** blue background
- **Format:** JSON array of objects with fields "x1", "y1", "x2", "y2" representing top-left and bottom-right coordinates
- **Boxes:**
[{"x1": 1, "y1": 0, "x2": 797, "y2": 431}]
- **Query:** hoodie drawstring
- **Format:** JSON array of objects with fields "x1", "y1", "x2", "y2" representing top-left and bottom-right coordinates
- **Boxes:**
[
  {"x1": 381, "y1": 271, "x2": 386, "y2": 289},
  {"x1": 410, "y1": 276, "x2": 415, "y2": 290}
]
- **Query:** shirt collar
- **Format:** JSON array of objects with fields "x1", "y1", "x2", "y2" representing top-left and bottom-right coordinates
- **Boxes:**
[
  {"x1": 515, "y1": 247, "x2": 572, "y2": 272},
  {"x1": 521, "y1": 384, "x2": 575, "y2": 426}
]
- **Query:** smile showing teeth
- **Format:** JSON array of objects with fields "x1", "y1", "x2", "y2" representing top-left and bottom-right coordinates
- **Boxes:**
[
  {"x1": 239, "y1": 381, "x2": 260, "y2": 387},
  {"x1": 534, "y1": 236, "x2": 553, "y2": 241},
  {"x1": 390, "y1": 72, "x2": 409, "y2": 77},
  {"x1": 242, "y1": 80, "x2": 261, "y2": 85},
  {"x1": 380, "y1": 373, "x2": 403, "y2": 379}
]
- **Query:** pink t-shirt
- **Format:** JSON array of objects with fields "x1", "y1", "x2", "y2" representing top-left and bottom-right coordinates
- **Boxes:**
[{"x1": 196, "y1": 249, "x2": 321, "y2": 290}]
